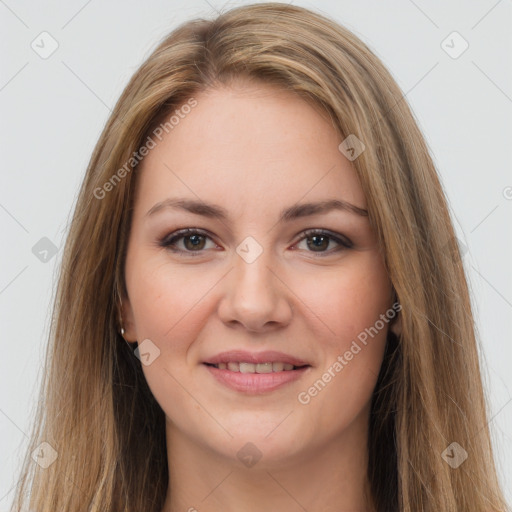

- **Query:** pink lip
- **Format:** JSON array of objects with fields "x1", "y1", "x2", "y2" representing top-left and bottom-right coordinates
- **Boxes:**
[
  {"x1": 203, "y1": 350, "x2": 309, "y2": 366},
  {"x1": 204, "y1": 364, "x2": 311, "y2": 394}
]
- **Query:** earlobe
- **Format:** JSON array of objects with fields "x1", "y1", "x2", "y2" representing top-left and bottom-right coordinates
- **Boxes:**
[
  {"x1": 118, "y1": 294, "x2": 138, "y2": 342},
  {"x1": 389, "y1": 288, "x2": 402, "y2": 337},
  {"x1": 389, "y1": 309, "x2": 402, "y2": 337}
]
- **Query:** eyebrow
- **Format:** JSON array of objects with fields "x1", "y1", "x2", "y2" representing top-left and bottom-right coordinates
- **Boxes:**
[{"x1": 145, "y1": 197, "x2": 368, "y2": 222}]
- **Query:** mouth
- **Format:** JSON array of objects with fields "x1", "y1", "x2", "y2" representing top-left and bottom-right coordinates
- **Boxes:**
[
  {"x1": 203, "y1": 361, "x2": 310, "y2": 373},
  {"x1": 202, "y1": 359, "x2": 312, "y2": 394}
]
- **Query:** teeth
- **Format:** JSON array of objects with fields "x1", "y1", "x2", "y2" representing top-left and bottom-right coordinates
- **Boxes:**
[
  {"x1": 239, "y1": 362, "x2": 256, "y2": 373},
  {"x1": 211, "y1": 361, "x2": 303, "y2": 373},
  {"x1": 256, "y1": 362, "x2": 273, "y2": 373}
]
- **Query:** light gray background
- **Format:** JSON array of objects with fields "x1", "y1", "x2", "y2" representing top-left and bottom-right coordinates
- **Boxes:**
[{"x1": 1, "y1": 0, "x2": 511, "y2": 508}]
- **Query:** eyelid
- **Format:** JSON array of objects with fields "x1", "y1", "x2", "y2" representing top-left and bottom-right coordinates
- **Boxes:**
[
  {"x1": 297, "y1": 228, "x2": 353, "y2": 250},
  {"x1": 158, "y1": 227, "x2": 352, "y2": 256},
  {"x1": 159, "y1": 228, "x2": 219, "y2": 255}
]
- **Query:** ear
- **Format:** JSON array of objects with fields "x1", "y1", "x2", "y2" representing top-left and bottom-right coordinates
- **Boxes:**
[
  {"x1": 389, "y1": 310, "x2": 402, "y2": 337},
  {"x1": 119, "y1": 292, "x2": 138, "y2": 342},
  {"x1": 389, "y1": 287, "x2": 402, "y2": 337}
]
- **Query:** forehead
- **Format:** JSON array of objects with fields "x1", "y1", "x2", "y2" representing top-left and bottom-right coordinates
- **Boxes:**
[{"x1": 133, "y1": 83, "x2": 367, "y2": 215}]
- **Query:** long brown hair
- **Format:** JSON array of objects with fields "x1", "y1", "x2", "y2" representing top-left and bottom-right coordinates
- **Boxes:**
[{"x1": 10, "y1": 3, "x2": 509, "y2": 511}]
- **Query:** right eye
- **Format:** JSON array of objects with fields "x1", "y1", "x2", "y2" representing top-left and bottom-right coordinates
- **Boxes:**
[{"x1": 158, "y1": 228, "x2": 219, "y2": 256}]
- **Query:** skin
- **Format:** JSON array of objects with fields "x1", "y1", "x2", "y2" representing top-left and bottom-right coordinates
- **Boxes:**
[{"x1": 121, "y1": 80, "x2": 401, "y2": 512}]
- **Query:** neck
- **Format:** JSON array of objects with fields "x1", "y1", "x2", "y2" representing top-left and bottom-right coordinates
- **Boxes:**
[{"x1": 161, "y1": 408, "x2": 374, "y2": 512}]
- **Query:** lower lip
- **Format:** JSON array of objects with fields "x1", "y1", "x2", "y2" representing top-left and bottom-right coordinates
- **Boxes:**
[{"x1": 203, "y1": 364, "x2": 310, "y2": 394}]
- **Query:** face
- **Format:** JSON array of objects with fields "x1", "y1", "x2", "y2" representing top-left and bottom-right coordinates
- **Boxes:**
[{"x1": 121, "y1": 81, "x2": 400, "y2": 468}]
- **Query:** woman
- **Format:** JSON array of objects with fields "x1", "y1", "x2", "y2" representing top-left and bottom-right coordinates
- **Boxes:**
[{"x1": 11, "y1": 3, "x2": 509, "y2": 511}]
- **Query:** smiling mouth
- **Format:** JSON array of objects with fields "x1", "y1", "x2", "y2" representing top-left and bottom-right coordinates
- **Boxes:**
[{"x1": 204, "y1": 362, "x2": 310, "y2": 373}]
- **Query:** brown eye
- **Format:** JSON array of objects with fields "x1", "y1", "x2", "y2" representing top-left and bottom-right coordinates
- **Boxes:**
[
  {"x1": 306, "y1": 234, "x2": 330, "y2": 251},
  {"x1": 159, "y1": 228, "x2": 352, "y2": 257},
  {"x1": 182, "y1": 233, "x2": 207, "y2": 250},
  {"x1": 159, "y1": 229, "x2": 217, "y2": 255},
  {"x1": 296, "y1": 229, "x2": 352, "y2": 255}
]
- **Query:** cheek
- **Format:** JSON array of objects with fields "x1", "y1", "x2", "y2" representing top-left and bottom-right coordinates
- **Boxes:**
[
  {"x1": 124, "y1": 254, "x2": 216, "y2": 419},
  {"x1": 302, "y1": 252, "x2": 392, "y2": 349},
  {"x1": 125, "y1": 250, "x2": 223, "y2": 358},
  {"x1": 295, "y1": 254, "x2": 391, "y2": 425},
  {"x1": 123, "y1": 244, "x2": 393, "y2": 450}
]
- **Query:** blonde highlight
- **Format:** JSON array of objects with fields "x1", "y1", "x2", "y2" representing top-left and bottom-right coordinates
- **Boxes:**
[{"x1": 10, "y1": 3, "x2": 508, "y2": 511}]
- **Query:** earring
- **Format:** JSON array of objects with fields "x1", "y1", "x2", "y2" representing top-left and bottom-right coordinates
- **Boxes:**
[
  {"x1": 117, "y1": 292, "x2": 135, "y2": 344},
  {"x1": 118, "y1": 292, "x2": 125, "y2": 337}
]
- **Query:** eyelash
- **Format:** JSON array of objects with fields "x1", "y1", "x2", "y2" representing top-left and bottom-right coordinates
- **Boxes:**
[{"x1": 158, "y1": 228, "x2": 353, "y2": 257}]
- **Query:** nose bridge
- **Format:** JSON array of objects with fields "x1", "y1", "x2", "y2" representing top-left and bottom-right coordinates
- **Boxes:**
[
  {"x1": 217, "y1": 237, "x2": 292, "y2": 330},
  {"x1": 232, "y1": 240, "x2": 276, "y2": 302}
]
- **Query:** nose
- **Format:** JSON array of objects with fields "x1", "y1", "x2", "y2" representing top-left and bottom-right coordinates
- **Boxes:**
[{"x1": 217, "y1": 249, "x2": 293, "y2": 333}]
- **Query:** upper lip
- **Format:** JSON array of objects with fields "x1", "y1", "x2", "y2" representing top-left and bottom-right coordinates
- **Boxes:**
[{"x1": 203, "y1": 350, "x2": 310, "y2": 366}]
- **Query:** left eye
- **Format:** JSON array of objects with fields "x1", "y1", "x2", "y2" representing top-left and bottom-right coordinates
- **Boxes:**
[
  {"x1": 159, "y1": 228, "x2": 352, "y2": 256},
  {"x1": 295, "y1": 229, "x2": 352, "y2": 254}
]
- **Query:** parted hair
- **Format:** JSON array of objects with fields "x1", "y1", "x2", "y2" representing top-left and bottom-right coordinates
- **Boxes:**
[{"x1": 11, "y1": 3, "x2": 508, "y2": 511}]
